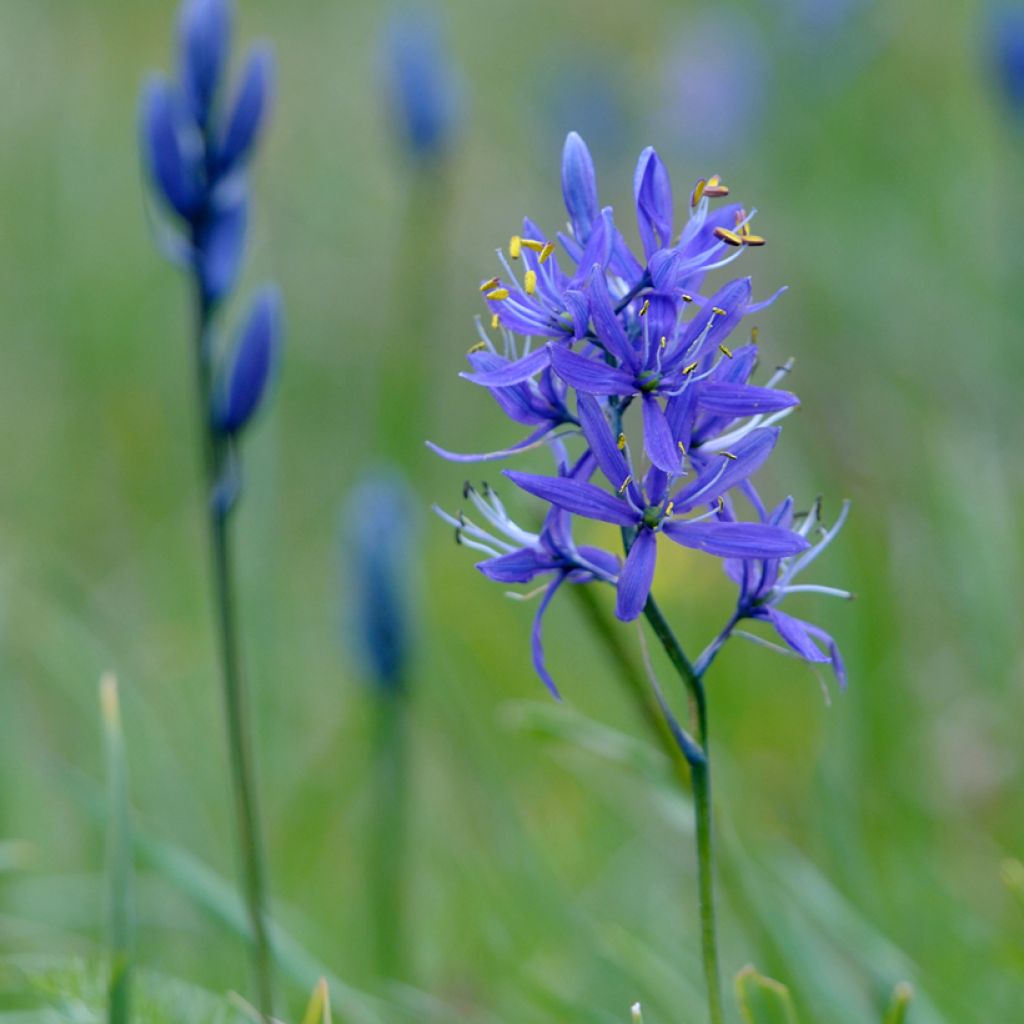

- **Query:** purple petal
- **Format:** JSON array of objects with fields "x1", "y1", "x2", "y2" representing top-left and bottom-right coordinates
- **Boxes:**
[
  {"x1": 762, "y1": 608, "x2": 830, "y2": 663},
  {"x1": 476, "y1": 548, "x2": 551, "y2": 583},
  {"x1": 673, "y1": 277, "x2": 751, "y2": 365},
  {"x1": 616, "y1": 529, "x2": 657, "y2": 621},
  {"x1": 642, "y1": 393, "x2": 682, "y2": 473},
  {"x1": 576, "y1": 394, "x2": 633, "y2": 494},
  {"x1": 532, "y1": 575, "x2": 567, "y2": 698},
  {"x1": 697, "y1": 383, "x2": 799, "y2": 416},
  {"x1": 561, "y1": 131, "x2": 599, "y2": 245},
  {"x1": 549, "y1": 345, "x2": 635, "y2": 396},
  {"x1": 426, "y1": 424, "x2": 557, "y2": 463},
  {"x1": 586, "y1": 266, "x2": 640, "y2": 370},
  {"x1": 675, "y1": 426, "x2": 780, "y2": 510},
  {"x1": 633, "y1": 146, "x2": 673, "y2": 258},
  {"x1": 461, "y1": 346, "x2": 550, "y2": 387},
  {"x1": 503, "y1": 471, "x2": 637, "y2": 526},
  {"x1": 662, "y1": 521, "x2": 809, "y2": 558}
]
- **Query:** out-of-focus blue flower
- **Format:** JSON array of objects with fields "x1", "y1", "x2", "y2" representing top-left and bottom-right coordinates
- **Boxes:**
[
  {"x1": 659, "y1": 12, "x2": 769, "y2": 158},
  {"x1": 381, "y1": 7, "x2": 461, "y2": 163},
  {"x1": 343, "y1": 470, "x2": 419, "y2": 693},
  {"x1": 140, "y1": 0, "x2": 275, "y2": 306},
  {"x1": 990, "y1": 4, "x2": 1024, "y2": 117},
  {"x1": 212, "y1": 286, "x2": 283, "y2": 436}
]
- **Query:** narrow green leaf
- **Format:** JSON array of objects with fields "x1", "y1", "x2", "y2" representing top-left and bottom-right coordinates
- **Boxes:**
[{"x1": 735, "y1": 965, "x2": 800, "y2": 1024}]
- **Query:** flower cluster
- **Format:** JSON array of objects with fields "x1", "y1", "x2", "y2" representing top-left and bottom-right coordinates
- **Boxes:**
[
  {"x1": 140, "y1": 0, "x2": 282, "y2": 467},
  {"x1": 433, "y1": 133, "x2": 848, "y2": 694}
]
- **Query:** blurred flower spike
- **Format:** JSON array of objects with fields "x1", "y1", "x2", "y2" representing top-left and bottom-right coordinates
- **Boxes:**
[
  {"x1": 990, "y1": 3, "x2": 1024, "y2": 119},
  {"x1": 140, "y1": 0, "x2": 275, "y2": 304},
  {"x1": 342, "y1": 470, "x2": 419, "y2": 694},
  {"x1": 381, "y1": 5, "x2": 462, "y2": 163},
  {"x1": 431, "y1": 131, "x2": 849, "y2": 693}
]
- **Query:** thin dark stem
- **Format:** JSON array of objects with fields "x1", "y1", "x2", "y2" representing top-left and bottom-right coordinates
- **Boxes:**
[
  {"x1": 640, "y1": 596, "x2": 723, "y2": 1024},
  {"x1": 193, "y1": 286, "x2": 275, "y2": 1020}
]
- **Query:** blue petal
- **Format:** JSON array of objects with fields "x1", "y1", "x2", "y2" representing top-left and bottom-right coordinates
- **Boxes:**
[
  {"x1": 218, "y1": 44, "x2": 274, "y2": 172},
  {"x1": 587, "y1": 266, "x2": 640, "y2": 370},
  {"x1": 641, "y1": 393, "x2": 682, "y2": 473},
  {"x1": 672, "y1": 277, "x2": 751, "y2": 366},
  {"x1": 697, "y1": 382, "x2": 799, "y2": 416},
  {"x1": 504, "y1": 471, "x2": 637, "y2": 526},
  {"x1": 477, "y1": 548, "x2": 552, "y2": 583},
  {"x1": 676, "y1": 426, "x2": 780, "y2": 509},
  {"x1": 561, "y1": 131, "x2": 599, "y2": 245},
  {"x1": 633, "y1": 146, "x2": 673, "y2": 258},
  {"x1": 460, "y1": 346, "x2": 550, "y2": 387},
  {"x1": 425, "y1": 424, "x2": 557, "y2": 463},
  {"x1": 761, "y1": 607, "x2": 831, "y2": 664},
  {"x1": 532, "y1": 575, "x2": 567, "y2": 699},
  {"x1": 549, "y1": 345, "x2": 635, "y2": 396},
  {"x1": 576, "y1": 394, "x2": 634, "y2": 496},
  {"x1": 139, "y1": 76, "x2": 201, "y2": 219},
  {"x1": 178, "y1": 0, "x2": 232, "y2": 126},
  {"x1": 616, "y1": 528, "x2": 657, "y2": 621},
  {"x1": 212, "y1": 284, "x2": 282, "y2": 434},
  {"x1": 663, "y1": 521, "x2": 809, "y2": 558}
]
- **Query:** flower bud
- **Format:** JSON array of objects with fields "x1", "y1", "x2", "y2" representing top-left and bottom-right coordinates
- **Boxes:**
[
  {"x1": 178, "y1": 0, "x2": 232, "y2": 127},
  {"x1": 218, "y1": 44, "x2": 275, "y2": 173},
  {"x1": 139, "y1": 75, "x2": 201, "y2": 219}
]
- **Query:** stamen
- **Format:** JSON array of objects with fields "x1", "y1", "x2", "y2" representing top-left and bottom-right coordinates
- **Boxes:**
[
  {"x1": 491, "y1": 313, "x2": 500, "y2": 329},
  {"x1": 479, "y1": 276, "x2": 500, "y2": 292},
  {"x1": 711, "y1": 306, "x2": 727, "y2": 317},
  {"x1": 717, "y1": 496, "x2": 725, "y2": 510},
  {"x1": 751, "y1": 326, "x2": 759, "y2": 344},
  {"x1": 677, "y1": 441, "x2": 686, "y2": 455},
  {"x1": 721, "y1": 451, "x2": 738, "y2": 460},
  {"x1": 617, "y1": 433, "x2": 627, "y2": 451},
  {"x1": 719, "y1": 343, "x2": 733, "y2": 358},
  {"x1": 742, "y1": 233, "x2": 766, "y2": 246},
  {"x1": 713, "y1": 226, "x2": 744, "y2": 247},
  {"x1": 703, "y1": 175, "x2": 729, "y2": 198},
  {"x1": 485, "y1": 287, "x2": 510, "y2": 301},
  {"x1": 509, "y1": 235, "x2": 522, "y2": 259},
  {"x1": 618, "y1": 475, "x2": 632, "y2": 494},
  {"x1": 468, "y1": 341, "x2": 487, "y2": 354},
  {"x1": 660, "y1": 336, "x2": 668, "y2": 349},
  {"x1": 691, "y1": 178, "x2": 707, "y2": 206},
  {"x1": 681, "y1": 292, "x2": 694, "y2": 303},
  {"x1": 638, "y1": 298, "x2": 650, "y2": 316},
  {"x1": 539, "y1": 241, "x2": 556, "y2": 263},
  {"x1": 682, "y1": 361, "x2": 698, "y2": 375},
  {"x1": 524, "y1": 270, "x2": 537, "y2": 295},
  {"x1": 665, "y1": 501, "x2": 675, "y2": 517},
  {"x1": 521, "y1": 238, "x2": 545, "y2": 252}
]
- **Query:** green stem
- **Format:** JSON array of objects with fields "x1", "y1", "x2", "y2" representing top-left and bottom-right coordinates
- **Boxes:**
[
  {"x1": 640, "y1": 597, "x2": 723, "y2": 1024},
  {"x1": 193, "y1": 287, "x2": 275, "y2": 1019}
]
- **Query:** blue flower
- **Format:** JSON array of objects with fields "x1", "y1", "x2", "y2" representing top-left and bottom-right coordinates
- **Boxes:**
[
  {"x1": 990, "y1": 4, "x2": 1024, "y2": 118},
  {"x1": 140, "y1": 0, "x2": 275, "y2": 306},
  {"x1": 382, "y1": 7, "x2": 461, "y2": 162}
]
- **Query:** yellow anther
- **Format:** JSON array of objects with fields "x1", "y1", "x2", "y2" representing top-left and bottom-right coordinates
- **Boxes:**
[
  {"x1": 717, "y1": 496, "x2": 725, "y2": 510},
  {"x1": 721, "y1": 451, "x2": 738, "y2": 461},
  {"x1": 677, "y1": 441, "x2": 686, "y2": 455},
  {"x1": 719, "y1": 343, "x2": 733, "y2": 358},
  {"x1": 468, "y1": 341, "x2": 487, "y2": 354},
  {"x1": 681, "y1": 292, "x2": 693, "y2": 303},
  {"x1": 539, "y1": 241, "x2": 556, "y2": 263},
  {"x1": 524, "y1": 269, "x2": 538, "y2": 295},
  {"x1": 742, "y1": 233, "x2": 766, "y2": 246},
  {"x1": 682, "y1": 361, "x2": 698, "y2": 375},
  {"x1": 691, "y1": 178, "x2": 707, "y2": 206},
  {"x1": 509, "y1": 235, "x2": 522, "y2": 259},
  {"x1": 665, "y1": 501, "x2": 675, "y2": 517},
  {"x1": 479, "y1": 276, "x2": 500, "y2": 292},
  {"x1": 491, "y1": 313, "x2": 500, "y2": 329},
  {"x1": 618, "y1": 475, "x2": 632, "y2": 494},
  {"x1": 751, "y1": 326, "x2": 759, "y2": 343},
  {"x1": 617, "y1": 432, "x2": 627, "y2": 450},
  {"x1": 519, "y1": 238, "x2": 543, "y2": 252},
  {"x1": 703, "y1": 175, "x2": 729, "y2": 198},
  {"x1": 486, "y1": 287, "x2": 510, "y2": 301},
  {"x1": 660, "y1": 335, "x2": 668, "y2": 349},
  {"x1": 713, "y1": 226, "x2": 744, "y2": 247},
  {"x1": 712, "y1": 306, "x2": 727, "y2": 317},
  {"x1": 639, "y1": 298, "x2": 650, "y2": 316}
]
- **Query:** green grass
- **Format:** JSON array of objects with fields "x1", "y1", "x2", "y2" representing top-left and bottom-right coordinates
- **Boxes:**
[{"x1": 0, "y1": 0, "x2": 1022, "y2": 1021}]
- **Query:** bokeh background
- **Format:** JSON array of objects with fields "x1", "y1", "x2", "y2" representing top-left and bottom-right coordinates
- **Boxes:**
[{"x1": 1, "y1": 0, "x2": 1022, "y2": 1020}]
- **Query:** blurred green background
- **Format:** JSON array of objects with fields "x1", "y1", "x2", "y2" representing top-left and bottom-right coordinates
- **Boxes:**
[{"x1": 1, "y1": 0, "x2": 1023, "y2": 1021}]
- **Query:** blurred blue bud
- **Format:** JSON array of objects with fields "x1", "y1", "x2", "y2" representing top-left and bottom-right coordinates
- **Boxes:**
[
  {"x1": 660, "y1": 12, "x2": 769, "y2": 158},
  {"x1": 178, "y1": 0, "x2": 233, "y2": 127},
  {"x1": 341, "y1": 470, "x2": 419, "y2": 693},
  {"x1": 382, "y1": 7, "x2": 461, "y2": 162},
  {"x1": 217, "y1": 44, "x2": 275, "y2": 174},
  {"x1": 561, "y1": 131, "x2": 599, "y2": 246},
  {"x1": 197, "y1": 189, "x2": 248, "y2": 302},
  {"x1": 212, "y1": 285, "x2": 283, "y2": 435},
  {"x1": 990, "y1": 4, "x2": 1024, "y2": 116},
  {"x1": 139, "y1": 75, "x2": 202, "y2": 219}
]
